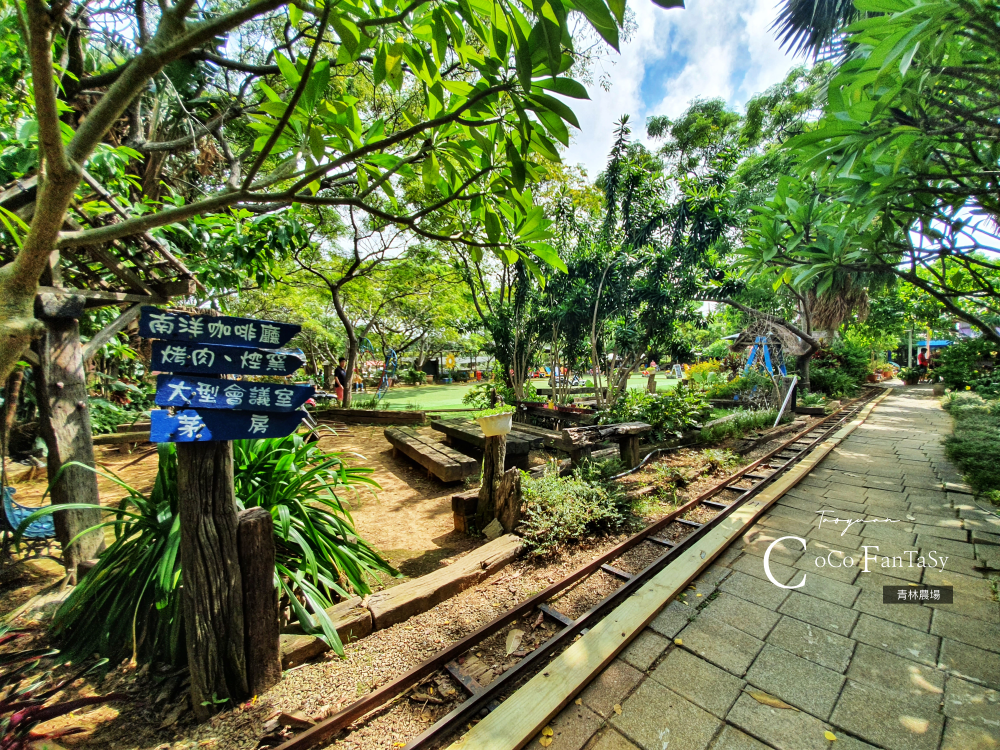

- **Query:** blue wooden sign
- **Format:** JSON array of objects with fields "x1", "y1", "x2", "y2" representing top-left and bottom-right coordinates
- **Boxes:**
[
  {"x1": 154, "y1": 375, "x2": 314, "y2": 412},
  {"x1": 151, "y1": 341, "x2": 305, "y2": 376},
  {"x1": 139, "y1": 306, "x2": 300, "y2": 348},
  {"x1": 150, "y1": 408, "x2": 305, "y2": 443}
]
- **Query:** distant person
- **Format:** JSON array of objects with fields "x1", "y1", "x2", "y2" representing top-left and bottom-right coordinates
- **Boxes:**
[
  {"x1": 334, "y1": 357, "x2": 349, "y2": 404},
  {"x1": 917, "y1": 348, "x2": 929, "y2": 379}
]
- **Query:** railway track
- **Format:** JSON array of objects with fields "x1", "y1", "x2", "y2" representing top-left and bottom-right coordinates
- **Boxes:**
[{"x1": 275, "y1": 387, "x2": 887, "y2": 750}]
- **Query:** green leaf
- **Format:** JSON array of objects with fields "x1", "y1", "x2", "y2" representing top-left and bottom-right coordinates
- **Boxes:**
[
  {"x1": 571, "y1": 0, "x2": 620, "y2": 50},
  {"x1": 485, "y1": 208, "x2": 502, "y2": 242},
  {"x1": 289, "y1": 3, "x2": 303, "y2": 27},
  {"x1": 276, "y1": 53, "x2": 300, "y2": 87},
  {"x1": 527, "y1": 92, "x2": 581, "y2": 129},
  {"x1": 536, "y1": 77, "x2": 589, "y2": 99},
  {"x1": 507, "y1": 140, "x2": 526, "y2": 191}
]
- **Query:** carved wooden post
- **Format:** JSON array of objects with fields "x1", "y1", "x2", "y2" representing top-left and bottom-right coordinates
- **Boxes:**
[
  {"x1": 177, "y1": 440, "x2": 248, "y2": 718},
  {"x1": 33, "y1": 295, "x2": 105, "y2": 578},
  {"x1": 237, "y1": 507, "x2": 281, "y2": 695},
  {"x1": 323, "y1": 363, "x2": 334, "y2": 391},
  {"x1": 495, "y1": 467, "x2": 522, "y2": 532}
]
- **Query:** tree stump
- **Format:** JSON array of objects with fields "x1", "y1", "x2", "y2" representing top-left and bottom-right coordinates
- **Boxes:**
[
  {"x1": 475, "y1": 434, "x2": 506, "y2": 530},
  {"x1": 323, "y1": 363, "x2": 334, "y2": 391},
  {"x1": 33, "y1": 316, "x2": 105, "y2": 577},
  {"x1": 177, "y1": 441, "x2": 248, "y2": 718},
  {"x1": 237, "y1": 507, "x2": 281, "y2": 696},
  {"x1": 495, "y1": 467, "x2": 522, "y2": 532},
  {"x1": 620, "y1": 435, "x2": 641, "y2": 469},
  {"x1": 647, "y1": 372, "x2": 656, "y2": 394}
]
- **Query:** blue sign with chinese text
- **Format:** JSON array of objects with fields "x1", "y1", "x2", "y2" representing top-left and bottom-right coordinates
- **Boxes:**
[
  {"x1": 154, "y1": 375, "x2": 314, "y2": 412},
  {"x1": 139, "y1": 307, "x2": 300, "y2": 348},
  {"x1": 150, "y1": 408, "x2": 305, "y2": 443},
  {"x1": 151, "y1": 341, "x2": 305, "y2": 376}
]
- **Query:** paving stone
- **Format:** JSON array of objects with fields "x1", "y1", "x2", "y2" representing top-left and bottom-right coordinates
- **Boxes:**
[
  {"x1": 741, "y1": 531, "x2": 805, "y2": 568},
  {"x1": 703, "y1": 592, "x2": 781, "y2": 640},
  {"x1": 854, "y1": 524, "x2": 917, "y2": 547},
  {"x1": 726, "y1": 691, "x2": 834, "y2": 750},
  {"x1": 765, "y1": 615, "x2": 855, "y2": 673},
  {"x1": 917, "y1": 535, "x2": 978, "y2": 559},
  {"x1": 942, "y1": 674, "x2": 1000, "y2": 723},
  {"x1": 650, "y1": 647, "x2": 744, "y2": 719},
  {"x1": 931, "y1": 608, "x2": 1000, "y2": 654},
  {"x1": 612, "y1": 680, "x2": 722, "y2": 750},
  {"x1": 745, "y1": 644, "x2": 844, "y2": 720},
  {"x1": 938, "y1": 639, "x2": 1000, "y2": 689},
  {"x1": 708, "y1": 725, "x2": 772, "y2": 750},
  {"x1": 939, "y1": 719, "x2": 1000, "y2": 750},
  {"x1": 545, "y1": 701, "x2": 605, "y2": 750},
  {"x1": 854, "y1": 584, "x2": 933, "y2": 633},
  {"x1": 820, "y1": 498, "x2": 871, "y2": 516},
  {"x1": 846, "y1": 643, "x2": 945, "y2": 709},
  {"x1": 825, "y1": 486, "x2": 870, "y2": 503},
  {"x1": 695, "y1": 564, "x2": 733, "y2": 589},
  {"x1": 620, "y1": 630, "x2": 669, "y2": 672},
  {"x1": 720, "y1": 571, "x2": 792, "y2": 610},
  {"x1": 580, "y1": 659, "x2": 644, "y2": 719},
  {"x1": 971, "y1": 529, "x2": 1000, "y2": 545},
  {"x1": 911, "y1": 523, "x2": 968, "y2": 542},
  {"x1": 865, "y1": 488, "x2": 909, "y2": 504},
  {"x1": 830, "y1": 679, "x2": 944, "y2": 750},
  {"x1": 825, "y1": 734, "x2": 878, "y2": 750},
  {"x1": 808, "y1": 526, "x2": 864, "y2": 550},
  {"x1": 676, "y1": 615, "x2": 765, "y2": 677},
  {"x1": 925, "y1": 594, "x2": 1000, "y2": 624},
  {"x1": 649, "y1": 600, "x2": 696, "y2": 639},
  {"x1": 757, "y1": 514, "x2": 814, "y2": 538},
  {"x1": 587, "y1": 729, "x2": 641, "y2": 750},
  {"x1": 795, "y1": 567, "x2": 862, "y2": 608},
  {"x1": 778, "y1": 591, "x2": 859, "y2": 634},
  {"x1": 924, "y1": 550, "x2": 985, "y2": 579},
  {"x1": 793, "y1": 552, "x2": 860, "y2": 585},
  {"x1": 910, "y1": 513, "x2": 962, "y2": 527},
  {"x1": 777, "y1": 494, "x2": 821, "y2": 513},
  {"x1": 850, "y1": 613, "x2": 940, "y2": 666},
  {"x1": 730, "y1": 554, "x2": 800, "y2": 588},
  {"x1": 768, "y1": 505, "x2": 821, "y2": 526},
  {"x1": 924, "y1": 568, "x2": 998, "y2": 601}
]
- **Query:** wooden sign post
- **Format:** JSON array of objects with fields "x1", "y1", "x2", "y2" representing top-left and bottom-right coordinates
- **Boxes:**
[{"x1": 140, "y1": 307, "x2": 308, "y2": 717}]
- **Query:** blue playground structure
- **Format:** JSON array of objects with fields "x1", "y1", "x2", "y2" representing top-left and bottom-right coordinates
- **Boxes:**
[{"x1": 744, "y1": 335, "x2": 787, "y2": 377}]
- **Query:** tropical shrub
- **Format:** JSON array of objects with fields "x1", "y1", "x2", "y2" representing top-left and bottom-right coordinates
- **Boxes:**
[
  {"x1": 462, "y1": 378, "x2": 538, "y2": 408},
  {"x1": 698, "y1": 408, "x2": 789, "y2": 443},
  {"x1": 400, "y1": 368, "x2": 426, "y2": 385},
  {"x1": 703, "y1": 371, "x2": 773, "y2": 401},
  {"x1": 87, "y1": 398, "x2": 140, "y2": 435},
  {"x1": 18, "y1": 437, "x2": 395, "y2": 666},
  {"x1": 898, "y1": 367, "x2": 921, "y2": 384},
  {"x1": 601, "y1": 382, "x2": 711, "y2": 440},
  {"x1": 931, "y1": 339, "x2": 999, "y2": 390},
  {"x1": 686, "y1": 360, "x2": 721, "y2": 379},
  {"x1": 942, "y1": 392, "x2": 1000, "y2": 501},
  {"x1": 808, "y1": 367, "x2": 858, "y2": 398},
  {"x1": 703, "y1": 340, "x2": 731, "y2": 359},
  {"x1": 519, "y1": 463, "x2": 632, "y2": 556}
]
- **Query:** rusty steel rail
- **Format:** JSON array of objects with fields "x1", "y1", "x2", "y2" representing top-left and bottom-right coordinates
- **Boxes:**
[{"x1": 274, "y1": 388, "x2": 886, "y2": 750}]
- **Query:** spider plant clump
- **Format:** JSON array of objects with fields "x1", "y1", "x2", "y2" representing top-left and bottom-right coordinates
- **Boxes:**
[{"x1": 15, "y1": 434, "x2": 397, "y2": 667}]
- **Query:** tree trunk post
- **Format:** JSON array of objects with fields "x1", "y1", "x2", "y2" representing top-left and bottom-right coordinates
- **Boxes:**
[
  {"x1": 33, "y1": 311, "x2": 105, "y2": 578},
  {"x1": 646, "y1": 372, "x2": 656, "y2": 394},
  {"x1": 177, "y1": 440, "x2": 248, "y2": 718},
  {"x1": 620, "y1": 435, "x2": 641, "y2": 469},
  {"x1": 237, "y1": 507, "x2": 281, "y2": 696},
  {"x1": 323, "y1": 363, "x2": 334, "y2": 391},
  {"x1": 796, "y1": 353, "x2": 812, "y2": 393},
  {"x1": 495, "y1": 466, "x2": 522, "y2": 532},
  {"x1": 476, "y1": 435, "x2": 506, "y2": 530}
]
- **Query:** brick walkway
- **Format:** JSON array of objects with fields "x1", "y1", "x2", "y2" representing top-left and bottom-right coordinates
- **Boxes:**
[{"x1": 543, "y1": 387, "x2": 1000, "y2": 750}]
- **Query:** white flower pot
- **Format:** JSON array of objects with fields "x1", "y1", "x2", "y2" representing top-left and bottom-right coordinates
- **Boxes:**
[{"x1": 477, "y1": 412, "x2": 512, "y2": 437}]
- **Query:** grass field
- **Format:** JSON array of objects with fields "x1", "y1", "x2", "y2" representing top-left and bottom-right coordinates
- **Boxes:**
[{"x1": 369, "y1": 374, "x2": 680, "y2": 412}]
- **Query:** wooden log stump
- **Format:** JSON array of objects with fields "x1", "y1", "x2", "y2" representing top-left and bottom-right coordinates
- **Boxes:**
[
  {"x1": 495, "y1": 467, "x2": 522, "y2": 533},
  {"x1": 647, "y1": 372, "x2": 656, "y2": 394},
  {"x1": 620, "y1": 435, "x2": 642, "y2": 469},
  {"x1": 475, "y1": 434, "x2": 506, "y2": 530},
  {"x1": 237, "y1": 507, "x2": 281, "y2": 696},
  {"x1": 177, "y1": 441, "x2": 248, "y2": 718}
]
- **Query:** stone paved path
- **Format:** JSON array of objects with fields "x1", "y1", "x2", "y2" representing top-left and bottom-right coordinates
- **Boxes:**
[{"x1": 543, "y1": 387, "x2": 1000, "y2": 750}]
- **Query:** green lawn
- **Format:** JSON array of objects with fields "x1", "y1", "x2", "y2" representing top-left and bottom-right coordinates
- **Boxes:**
[{"x1": 369, "y1": 374, "x2": 680, "y2": 412}]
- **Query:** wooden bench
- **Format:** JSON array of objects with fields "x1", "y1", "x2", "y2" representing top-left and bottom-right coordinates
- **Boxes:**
[
  {"x1": 384, "y1": 427, "x2": 477, "y2": 483},
  {"x1": 561, "y1": 422, "x2": 653, "y2": 468},
  {"x1": 430, "y1": 418, "x2": 543, "y2": 471}
]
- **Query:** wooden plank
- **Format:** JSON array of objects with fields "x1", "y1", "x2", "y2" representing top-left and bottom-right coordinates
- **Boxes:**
[
  {"x1": 93, "y1": 430, "x2": 150, "y2": 445},
  {"x1": 447, "y1": 390, "x2": 891, "y2": 750},
  {"x1": 431, "y1": 418, "x2": 539, "y2": 454},
  {"x1": 384, "y1": 427, "x2": 476, "y2": 482}
]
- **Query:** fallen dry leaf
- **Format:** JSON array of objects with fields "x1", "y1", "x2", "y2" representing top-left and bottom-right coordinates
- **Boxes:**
[
  {"x1": 506, "y1": 629, "x2": 525, "y2": 656},
  {"x1": 539, "y1": 738, "x2": 553, "y2": 748},
  {"x1": 674, "y1": 638, "x2": 683, "y2": 646},
  {"x1": 825, "y1": 730, "x2": 837, "y2": 741},
  {"x1": 613, "y1": 704, "x2": 622, "y2": 715},
  {"x1": 746, "y1": 689, "x2": 799, "y2": 711},
  {"x1": 541, "y1": 726, "x2": 554, "y2": 737},
  {"x1": 574, "y1": 698, "x2": 582, "y2": 706}
]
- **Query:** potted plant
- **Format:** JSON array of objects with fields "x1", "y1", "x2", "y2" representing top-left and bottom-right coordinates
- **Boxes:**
[
  {"x1": 475, "y1": 406, "x2": 514, "y2": 436},
  {"x1": 898, "y1": 366, "x2": 921, "y2": 386}
]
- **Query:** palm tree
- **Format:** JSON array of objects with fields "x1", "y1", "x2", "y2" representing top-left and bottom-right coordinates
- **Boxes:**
[{"x1": 772, "y1": 0, "x2": 864, "y2": 56}]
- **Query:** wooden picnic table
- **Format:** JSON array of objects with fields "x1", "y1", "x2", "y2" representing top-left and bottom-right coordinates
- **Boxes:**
[
  {"x1": 384, "y1": 427, "x2": 477, "y2": 483},
  {"x1": 430, "y1": 417, "x2": 543, "y2": 470}
]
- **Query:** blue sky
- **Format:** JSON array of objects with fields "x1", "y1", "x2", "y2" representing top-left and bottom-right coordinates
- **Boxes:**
[{"x1": 564, "y1": 0, "x2": 807, "y2": 178}]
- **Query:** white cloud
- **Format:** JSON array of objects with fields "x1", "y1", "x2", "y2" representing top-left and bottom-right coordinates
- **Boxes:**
[{"x1": 563, "y1": 0, "x2": 805, "y2": 177}]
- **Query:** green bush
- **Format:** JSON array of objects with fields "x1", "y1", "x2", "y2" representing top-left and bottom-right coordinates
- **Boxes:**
[
  {"x1": 932, "y1": 339, "x2": 999, "y2": 390},
  {"x1": 602, "y1": 382, "x2": 711, "y2": 440},
  {"x1": 807, "y1": 339, "x2": 872, "y2": 397},
  {"x1": 698, "y1": 408, "x2": 788, "y2": 443},
  {"x1": 942, "y1": 392, "x2": 1000, "y2": 500},
  {"x1": 21, "y1": 436, "x2": 396, "y2": 668},
  {"x1": 400, "y1": 367, "x2": 426, "y2": 385},
  {"x1": 87, "y1": 397, "x2": 142, "y2": 434},
  {"x1": 702, "y1": 339, "x2": 731, "y2": 359},
  {"x1": 519, "y1": 464, "x2": 632, "y2": 556},
  {"x1": 808, "y1": 366, "x2": 859, "y2": 398},
  {"x1": 704, "y1": 371, "x2": 773, "y2": 401},
  {"x1": 462, "y1": 377, "x2": 538, "y2": 408}
]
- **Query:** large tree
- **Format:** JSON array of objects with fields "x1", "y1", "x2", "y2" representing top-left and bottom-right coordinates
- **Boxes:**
[{"x1": 1, "y1": 0, "x2": 684, "y2": 383}]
